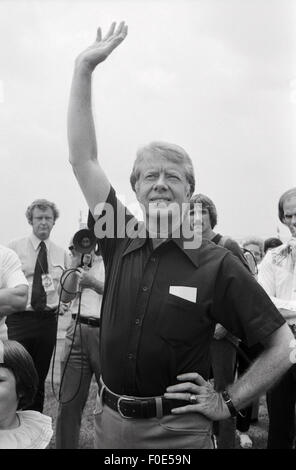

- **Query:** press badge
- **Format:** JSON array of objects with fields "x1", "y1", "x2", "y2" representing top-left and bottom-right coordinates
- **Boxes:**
[{"x1": 41, "y1": 274, "x2": 55, "y2": 293}]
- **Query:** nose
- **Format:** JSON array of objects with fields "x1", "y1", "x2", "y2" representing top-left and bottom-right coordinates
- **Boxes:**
[
  {"x1": 153, "y1": 174, "x2": 168, "y2": 190},
  {"x1": 292, "y1": 215, "x2": 296, "y2": 224}
]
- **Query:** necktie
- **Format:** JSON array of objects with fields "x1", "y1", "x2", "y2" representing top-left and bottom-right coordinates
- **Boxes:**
[{"x1": 31, "y1": 241, "x2": 48, "y2": 311}]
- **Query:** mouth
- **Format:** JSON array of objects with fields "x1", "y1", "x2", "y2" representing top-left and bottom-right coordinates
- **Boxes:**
[{"x1": 149, "y1": 198, "x2": 171, "y2": 206}]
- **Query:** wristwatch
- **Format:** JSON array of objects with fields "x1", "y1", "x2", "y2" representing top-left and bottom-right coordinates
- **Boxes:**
[{"x1": 221, "y1": 389, "x2": 239, "y2": 417}]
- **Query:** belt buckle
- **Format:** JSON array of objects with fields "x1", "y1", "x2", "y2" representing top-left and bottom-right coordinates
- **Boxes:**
[{"x1": 117, "y1": 396, "x2": 135, "y2": 419}]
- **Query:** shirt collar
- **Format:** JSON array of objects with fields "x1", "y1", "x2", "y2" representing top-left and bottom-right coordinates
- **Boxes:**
[
  {"x1": 122, "y1": 221, "x2": 201, "y2": 268},
  {"x1": 30, "y1": 233, "x2": 50, "y2": 251},
  {"x1": 122, "y1": 222, "x2": 149, "y2": 257},
  {"x1": 170, "y1": 235, "x2": 200, "y2": 268}
]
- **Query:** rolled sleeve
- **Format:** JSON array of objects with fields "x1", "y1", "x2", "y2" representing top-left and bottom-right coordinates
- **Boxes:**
[
  {"x1": 213, "y1": 253, "x2": 285, "y2": 346},
  {"x1": 1, "y1": 248, "x2": 28, "y2": 288}
]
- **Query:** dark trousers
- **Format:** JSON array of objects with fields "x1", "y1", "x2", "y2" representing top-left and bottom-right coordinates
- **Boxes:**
[
  {"x1": 266, "y1": 364, "x2": 296, "y2": 449},
  {"x1": 6, "y1": 310, "x2": 57, "y2": 412}
]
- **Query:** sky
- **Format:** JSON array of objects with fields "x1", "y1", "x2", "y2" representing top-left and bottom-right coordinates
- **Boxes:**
[{"x1": 0, "y1": 0, "x2": 295, "y2": 248}]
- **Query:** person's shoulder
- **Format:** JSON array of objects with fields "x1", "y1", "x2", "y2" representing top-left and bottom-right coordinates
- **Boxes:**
[
  {"x1": 262, "y1": 243, "x2": 287, "y2": 264},
  {"x1": 0, "y1": 244, "x2": 12, "y2": 254},
  {"x1": 48, "y1": 239, "x2": 67, "y2": 254},
  {"x1": 198, "y1": 238, "x2": 230, "y2": 259},
  {"x1": 0, "y1": 244, "x2": 22, "y2": 262},
  {"x1": 8, "y1": 236, "x2": 29, "y2": 247},
  {"x1": 17, "y1": 411, "x2": 53, "y2": 449},
  {"x1": 222, "y1": 236, "x2": 240, "y2": 250},
  {"x1": 19, "y1": 410, "x2": 52, "y2": 425}
]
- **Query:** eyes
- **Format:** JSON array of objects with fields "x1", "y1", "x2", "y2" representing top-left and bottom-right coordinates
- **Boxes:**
[
  {"x1": 284, "y1": 214, "x2": 296, "y2": 221},
  {"x1": 33, "y1": 217, "x2": 53, "y2": 222},
  {"x1": 144, "y1": 173, "x2": 181, "y2": 182}
]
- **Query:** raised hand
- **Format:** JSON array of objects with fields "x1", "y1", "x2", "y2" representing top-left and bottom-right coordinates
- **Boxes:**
[
  {"x1": 164, "y1": 372, "x2": 230, "y2": 421},
  {"x1": 76, "y1": 21, "x2": 128, "y2": 71}
]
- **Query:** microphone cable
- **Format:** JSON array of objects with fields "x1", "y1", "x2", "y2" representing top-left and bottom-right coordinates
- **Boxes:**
[{"x1": 50, "y1": 267, "x2": 85, "y2": 404}]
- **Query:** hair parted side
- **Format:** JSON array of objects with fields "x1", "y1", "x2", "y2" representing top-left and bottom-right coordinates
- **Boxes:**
[
  {"x1": 278, "y1": 187, "x2": 296, "y2": 223},
  {"x1": 190, "y1": 193, "x2": 218, "y2": 229},
  {"x1": 25, "y1": 199, "x2": 60, "y2": 224},
  {"x1": 1, "y1": 340, "x2": 38, "y2": 410},
  {"x1": 129, "y1": 141, "x2": 195, "y2": 196}
]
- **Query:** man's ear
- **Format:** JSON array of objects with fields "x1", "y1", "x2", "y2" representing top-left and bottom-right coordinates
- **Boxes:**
[
  {"x1": 134, "y1": 181, "x2": 140, "y2": 196},
  {"x1": 186, "y1": 184, "x2": 192, "y2": 200}
]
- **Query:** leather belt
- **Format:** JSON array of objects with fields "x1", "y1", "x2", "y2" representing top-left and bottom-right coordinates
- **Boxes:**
[
  {"x1": 102, "y1": 387, "x2": 187, "y2": 419},
  {"x1": 72, "y1": 314, "x2": 100, "y2": 328}
]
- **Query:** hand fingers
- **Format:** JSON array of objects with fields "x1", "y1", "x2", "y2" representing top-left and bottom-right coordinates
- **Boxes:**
[
  {"x1": 102, "y1": 21, "x2": 116, "y2": 41},
  {"x1": 165, "y1": 381, "x2": 202, "y2": 394},
  {"x1": 115, "y1": 21, "x2": 127, "y2": 37},
  {"x1": 171, "y1": 403, "x2": 205, "y2": 415},
  {"x1": 176, "y1": 372, "x2": 208, "y2": 386},
  {"x1": 164, "y1": 391, "x2": 199, "y2": 402},
  {"x1": 96, "y1": 27, "x2": 102, "y2": 42}
]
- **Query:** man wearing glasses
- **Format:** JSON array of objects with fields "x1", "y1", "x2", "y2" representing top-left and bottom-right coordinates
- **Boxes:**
[{"x1": 258, "y1": 187, "x2": 296, "y2": 448}]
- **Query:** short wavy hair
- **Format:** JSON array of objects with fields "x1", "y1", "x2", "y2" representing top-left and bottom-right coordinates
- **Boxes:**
[
  {"x1": 278, "y1": 187, "x2": 296, "y2": 223},
  {"x1": 25, "y1": 199, "x2": 60, "y2": 224},
  {"x1": 242, "y1": 237, "x2": 264, "y2": 256},
  {"x1": 1, "y1": 340, "x2": 38, "y2": 410},
  {"x1": 130, "y1": 141, "x2": 195, "y2": 196},
  {"x1": 190, "y1": 193, "x2": 218, "y2": 229}
]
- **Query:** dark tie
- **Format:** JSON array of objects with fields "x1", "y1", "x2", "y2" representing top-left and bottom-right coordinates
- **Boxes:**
[{"x1": 31, "y1": 241, "x2": 48, "y2": 311}]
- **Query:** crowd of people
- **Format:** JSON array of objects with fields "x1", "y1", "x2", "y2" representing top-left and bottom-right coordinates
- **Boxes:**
[{"x1": 0, "y1": 21, "x2": 296, "y2": 450}]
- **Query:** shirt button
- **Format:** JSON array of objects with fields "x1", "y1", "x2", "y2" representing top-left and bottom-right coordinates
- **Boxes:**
[
  {"x1": 128, "y1": 353, "x2": 134, "y2": 360},
  {"x1": 135, "y1": 318, "x2": 141, "y2": 325},
  {"x1": 142, "y1": 286, "x2": 148, "y2": 292}
]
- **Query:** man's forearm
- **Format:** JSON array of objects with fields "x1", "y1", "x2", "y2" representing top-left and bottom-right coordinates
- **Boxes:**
[
  {"x1": 0, "y1": 286, "x2": 28, "y2": 314},
  {"x1": 227, "y1": 323, "x2": 294, "y2": 411},
  {"x1": 68, "y1": 63, "x2": 97, "y2": 167},
  {"x1": 89, "y1": 279, "x2": 104, "y2": 295}
]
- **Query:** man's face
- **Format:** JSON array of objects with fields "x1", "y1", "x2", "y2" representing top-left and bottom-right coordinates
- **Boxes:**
[
  {"x1": 135, "y1": 153, "x2": 191, "y2": 216},
  {"x1": 134, "y1": 154, "x2": 191, "y2": 236},
  {"x1": 31, "y1": 207, "x2": 55, "y2": 240},
  {"x1": 201, "y1": 207, "x2": 212, "y2": 234},
  {"x1": 244, "y1": 243, "x2": 262, "y2": 264},
  {"x1": 189, "y1": 205, "x2": 211, "y2": 235},
  {"x1": 283, "y1": 195, "x2": 296, "y2": 237}
]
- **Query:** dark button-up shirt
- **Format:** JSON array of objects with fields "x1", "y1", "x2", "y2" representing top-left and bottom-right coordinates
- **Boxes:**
[{"x1": 95, "y1": 188, "x2": 285, "y2": 396}]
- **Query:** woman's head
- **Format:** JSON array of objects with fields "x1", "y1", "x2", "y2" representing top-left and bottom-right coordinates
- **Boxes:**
[{"x1": 0, "y1": 340, "x2": 38, "y2": 410}]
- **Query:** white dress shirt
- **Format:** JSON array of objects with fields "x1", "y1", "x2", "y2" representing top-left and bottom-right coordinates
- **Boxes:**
[
  {"x1": 0, "y1": 245, "x2": 28, "y2": 339},
  {"x1": 70, "y1": 255, "x2": 105, "y2": 319},
  {"x1": 8, "y1": 234, "x2": 70, "y2": 311},
  {"x1": 258, "y1": 239, "x2": 296, "y2": 324}
]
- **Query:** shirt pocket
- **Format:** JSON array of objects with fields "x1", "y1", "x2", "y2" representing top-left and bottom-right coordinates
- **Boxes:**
[{"x1": 158, "y1": 293, "x2": 200, "y2": 344}]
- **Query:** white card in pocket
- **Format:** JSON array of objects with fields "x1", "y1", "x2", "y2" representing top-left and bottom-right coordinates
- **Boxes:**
[{"x1": 169, "y1": 286, "x2": 197, "y2": 303}]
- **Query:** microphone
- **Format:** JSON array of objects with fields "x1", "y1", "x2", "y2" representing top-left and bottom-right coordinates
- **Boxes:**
[{"x1": 81, "y1": 253, "x2": 92, "y2": 270}]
